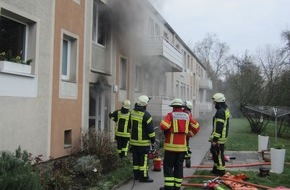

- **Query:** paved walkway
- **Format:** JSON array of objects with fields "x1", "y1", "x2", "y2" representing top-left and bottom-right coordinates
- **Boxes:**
[{"x1": 115, "y1": 124, "x2": 212, "y2": 190}]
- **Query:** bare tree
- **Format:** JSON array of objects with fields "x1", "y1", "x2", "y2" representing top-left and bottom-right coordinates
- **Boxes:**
[
  {"x1": 255, "y1": 45, "x2": 289, "y2": 105},
  {"x1": 193, "y1": 33, "x2": 230, "y2": 91}
]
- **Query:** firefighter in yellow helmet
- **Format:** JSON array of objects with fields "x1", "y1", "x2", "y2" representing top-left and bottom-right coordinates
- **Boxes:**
[
  {"x1": 109, "y1": 99, "x2": 131, "y2": 158},
  {"x1": 210, "y1": 93, "x2": 230, "y2": 176},
  {"x1": 128, "y1": 95, "x2": 155, "y2": 183},
  {"x1": 160, "y1": 98, "x2": 200, "y2": 190}
]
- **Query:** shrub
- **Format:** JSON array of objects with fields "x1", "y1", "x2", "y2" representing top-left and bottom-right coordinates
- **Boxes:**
[
  {"x1": 73, "y1": 155, "x2": 102, "y2": 185},
  {"x1": 0, "y1": 146, "x2": 42, "y2": 190}
]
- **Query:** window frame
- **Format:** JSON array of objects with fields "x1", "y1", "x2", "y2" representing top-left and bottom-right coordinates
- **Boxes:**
[
  {"x1": 119, "y1": 57, "x2": 127, "y2": 90},
  {"x1": 92, "y1": 0, "x2": 106, "y2": 46},
  {"x1": 60, "y1": 31, "x2": 78, "y2": 83},
  {"x1": 0, "y1": 8, "x2": 36, "y2": 75}
]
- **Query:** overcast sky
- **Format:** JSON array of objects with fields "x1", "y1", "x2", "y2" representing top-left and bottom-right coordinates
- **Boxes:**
[{"x1": 149, "y1": 0, "x2": 290, "y2": 55}]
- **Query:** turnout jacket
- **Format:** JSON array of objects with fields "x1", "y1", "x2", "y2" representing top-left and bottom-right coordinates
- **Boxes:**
[
  {"x1": 129, "y1": 104, "x2": 155, "y2": 146},
  {"x1": 210, "y1": 103, "x2": 230, "y2": 144},
  {"x1": 160, "y1": 107, "x2": 200, "y2": 152},
  {"x1": 109, "y1": 107, "x2": 130, "y2": 138}
]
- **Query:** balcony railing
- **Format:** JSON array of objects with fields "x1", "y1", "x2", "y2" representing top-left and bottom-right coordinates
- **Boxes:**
[{"x1": 143, "y1": 36, "x2": 183, "y2": 71}]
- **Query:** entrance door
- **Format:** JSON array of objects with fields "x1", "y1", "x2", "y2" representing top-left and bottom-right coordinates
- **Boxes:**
[{"x1": 89, "y1": 83, "x2": 109, "y2": 131}]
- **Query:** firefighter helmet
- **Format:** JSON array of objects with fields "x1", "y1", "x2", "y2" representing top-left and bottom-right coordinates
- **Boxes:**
[
  {"x1": 212, "y1": 93, "x2": 226, "y2": 102},
  {"x1": 185, "y1": 100, "x2": 193, "y2": 110},
  {"x1": 122, "y1": 99, "x2": 131, "y2": 109},
  {"x1": 137, "y1": 95, "x2": 149, "y2": 106},
  {"x1": 170, "y1": 98, "x2": 183, "y2": 107}
]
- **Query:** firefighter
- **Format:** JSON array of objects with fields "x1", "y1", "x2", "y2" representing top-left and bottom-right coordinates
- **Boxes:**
[
  {"x1": 109, "y1": 99, "x2": 131, "y2": 158},
  {"x1": 183, "y1": 100, "x2": 200, "y2": 168},
  {"x1": 129, "y1": 95, "x2": 155, "y2": 183},
  {"x1": 160, "y1": 98, "x2": 200, "y2": 190},
  {"x1": 209, "y1": 93, "x2": 230, "y2": 176}
]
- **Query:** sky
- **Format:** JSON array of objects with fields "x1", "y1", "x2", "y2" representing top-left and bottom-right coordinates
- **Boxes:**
[{"x1": 149, "y1": 0, "x2": 290, "y2": 55}]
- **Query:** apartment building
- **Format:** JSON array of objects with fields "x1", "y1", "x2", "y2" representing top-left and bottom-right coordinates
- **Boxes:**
[{"x1": 0, "y1": 0, "x2": 212, "y2": 160}]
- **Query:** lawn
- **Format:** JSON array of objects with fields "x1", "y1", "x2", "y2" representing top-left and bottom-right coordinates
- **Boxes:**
[{"x1": 184, "y1": 117, "x2": 290, "y2": 189}]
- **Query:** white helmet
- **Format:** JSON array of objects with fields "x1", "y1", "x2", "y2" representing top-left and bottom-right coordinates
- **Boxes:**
[
  {"x1": 212, "y1": 93, "x2": 226, "y2": 103},
  {"x1": 170, "y1": 98, "x2": 183, "y2": 107},
  {"x1": 185, "y1": 101, "x2": 193, "y2": 110},
  {"x1": 137, "y1": 95, "x2": 149, "y2": 106},
  {"x1": 122, "y1": 99, "x2": 131, "y2": 109}
]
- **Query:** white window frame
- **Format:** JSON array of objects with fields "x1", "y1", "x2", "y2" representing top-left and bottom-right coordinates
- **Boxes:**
[
  {"x1": 119, "y1": 57, "x2": 127, "y2": 90},
  {"x1": 62, "y1": 38, "x2": 71, "y2": 81},
  {"x1": 60, "y1": 31, "x2": 78, "y2": 83},
  {"x1": 92, "y1": 0, "x2": 106, "y2": 46}
]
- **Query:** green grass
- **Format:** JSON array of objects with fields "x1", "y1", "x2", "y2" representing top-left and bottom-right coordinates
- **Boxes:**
[{"x1": 184, "y1": 118, "x2": 290, "y2": 189}]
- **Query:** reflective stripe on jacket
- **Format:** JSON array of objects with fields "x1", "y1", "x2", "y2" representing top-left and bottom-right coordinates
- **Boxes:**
[
  {"x1": 115, "y1": 111, "x2": 130, "y2": 137},
  {"x1": 129, "y1": 109, "x2": 155, "y2": 146},
  {"x1": 210, "y1": 108, "x2": 230, "y2": 144},
  {"x1": 160, "y1": 108, "x2": 200, "y2": 152}
]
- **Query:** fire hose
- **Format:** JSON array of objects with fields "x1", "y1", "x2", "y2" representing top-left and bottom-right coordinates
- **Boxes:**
[
  {"x1": 186, "y1": 162, "x2": 271, "y2": 168},
  {"x1": 183, "y1": 175, "x2": 273, "y2": 189}
]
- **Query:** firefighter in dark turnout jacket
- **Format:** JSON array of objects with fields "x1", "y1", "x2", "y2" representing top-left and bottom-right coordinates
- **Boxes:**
[
  {"x1": 160, "y1": 98, "x2": 200, "y2": 190},
  {"x1": 129, "y1": 95, "x2": 155, "y2": 183},
  {"x1": 209, "y1": 93, "x2": 230, "y2": 176},
  {"x1": 109, "y1": 99, "x2": 131, "y2": 158}
]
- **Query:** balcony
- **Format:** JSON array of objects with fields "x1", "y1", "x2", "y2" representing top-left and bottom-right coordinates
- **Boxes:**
[
  {"x1": 199, "y1": 79, "x2": 213, "y2": 89},
  {"x1": 143, "y1": 36, "x2": 183, "y2": 72}
]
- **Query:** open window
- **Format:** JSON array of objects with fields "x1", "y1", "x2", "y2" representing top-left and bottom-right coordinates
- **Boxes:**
[
  {"x1": 92, "y1": 0, "x2": 106, "y2": 46},
  {"x1": 0, "y1": 8, "x2": 36, "y2": 74}
]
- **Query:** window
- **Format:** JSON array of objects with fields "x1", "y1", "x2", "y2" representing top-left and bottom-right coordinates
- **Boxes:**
[
  {"x1": 0, "y1": 11, "x2": 36, "y2": 72},
  {"x1": 135, "y1": 65, "x2": 142, "y2": 91},
  {"x1": 61, "y1": 33, "x2": 77, "y2": 82},
  {"x1": 92, "y1": 0, "x2": 106, "y2": 46},
  {"x1": 119, "y1": 57, "x2": 127, "y2": 90},
  {"x1": 148, "y1": 17, "x2": 154, "y2": 37},
  {"x1": 64, "y1": 130, "x2": 72, "y2": 148}
]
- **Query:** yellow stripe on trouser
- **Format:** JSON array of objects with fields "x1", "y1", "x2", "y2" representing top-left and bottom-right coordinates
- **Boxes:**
[
  {"x1": 122, "y1": 141, "x2": 129, "y2": 156},
  {"x1": 164, "y1": 177, "x2": 174, "y2": 187},
  {"x1": 217, "y1": 149, "x2": 225, "y2": 170},
  {"x1": 139, "y1": 154, "x2": 148, "y2": 177},
  {"x1": 175, "y1": 177, "x2": 183, "y2": 188}
]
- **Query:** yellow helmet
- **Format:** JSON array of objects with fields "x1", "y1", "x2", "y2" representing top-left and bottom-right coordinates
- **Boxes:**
[
  {"x1": 212, "y1": 93, "x2": 226, "y2": 103},
  {"x1": 170, "y1": 98, "x2": 183, "y2": 107},
  {"x1": 122, "y1": 99, "x2": 131, "y2": 109},
  {"x1": 185, "y1": 100, "x2": 193, "y2": 109},
  {"x1": 137, "y1": 95, "x2": 149, "y2": 106}
]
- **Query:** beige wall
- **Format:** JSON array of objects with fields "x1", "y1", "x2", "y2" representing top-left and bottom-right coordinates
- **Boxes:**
[{"x1": 51, "y1": 0, "x2": 85, "y2": 158}]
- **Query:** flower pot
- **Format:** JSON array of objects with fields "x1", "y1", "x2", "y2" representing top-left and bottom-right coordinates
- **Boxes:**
[
  {"x1": 0, "y1": 61, "x2": 31, "y2": 74},
  {"x1": 270, "y1": 148, "x2": 286, "y2": 174},
  {"x1": 258, "y1": 135, "x2": 269, "y2": 152}
]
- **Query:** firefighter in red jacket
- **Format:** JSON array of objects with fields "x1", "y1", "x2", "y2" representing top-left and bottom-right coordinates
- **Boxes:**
[
  {"x1": 109, "y1": 99, "x2": 131, "y2": 158},
  {"x1": 129, "y1": 95, "x2": 155, "y2": 183},
  {"x1": 160, "y1": 98, "x2": 200, "y2": 190}
]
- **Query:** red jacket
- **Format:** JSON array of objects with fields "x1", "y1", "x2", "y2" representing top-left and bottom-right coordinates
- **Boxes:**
[{"x1": 160, "y1": 108, "x2": 200, "y2": 152}]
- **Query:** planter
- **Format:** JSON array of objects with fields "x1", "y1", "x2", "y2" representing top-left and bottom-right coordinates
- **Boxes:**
[
  {"x1": 0, "y1": 61, "x2": 31, "y2": 74},
  {"x1": 258, "y1": 135, "x2": 269, "y2": 152},
  {"x1": 270, "y1": 148, "x2": 286, "y2": 174}
]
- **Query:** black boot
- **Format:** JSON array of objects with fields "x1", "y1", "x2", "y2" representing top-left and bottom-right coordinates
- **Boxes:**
[{"x1": 139, "y1": 177, "x2": 154, "y2": 183}]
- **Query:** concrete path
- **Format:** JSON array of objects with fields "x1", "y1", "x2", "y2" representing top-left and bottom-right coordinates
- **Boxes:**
[{"x1": 115, "y1": 125, "x2": 212, "y2": 190}]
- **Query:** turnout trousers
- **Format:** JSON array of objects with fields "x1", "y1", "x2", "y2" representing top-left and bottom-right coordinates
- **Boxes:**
[
  {"x1": 162, "y1": 150, "x2": 185, "y2": 190},
  {"x1": 210, "y1": 143, "x2": 225, "y2": 173},
  {"x1": 115, "y1": 136, "x2": 129, "y2": 158},
  {"x1": 131, "y1": 145, "x2": 150, "y2": 180}
]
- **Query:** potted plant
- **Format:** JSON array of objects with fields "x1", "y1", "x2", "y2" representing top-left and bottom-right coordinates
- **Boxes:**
[
  {"x1": 270, "y1": 142, "x2": 286, "y2": 174},
  {"x1": 0, "y1": 51, "x2": 32, "y2": 74},
  {"x1": 258, "y1": 132, "x2": 269, "y2": 152}
]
